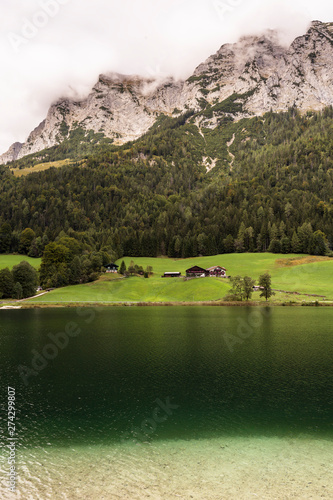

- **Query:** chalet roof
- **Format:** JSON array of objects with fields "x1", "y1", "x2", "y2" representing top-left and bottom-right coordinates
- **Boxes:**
[
  {"x1": 105, "y1": 263, "x2": 119, "y2": 268},
  {"x1": 206, "y1": 266, "x2": 226, "y2": 271},
  {"x1": 186, "y1": 265, "x2": 207, "y2": 273}
]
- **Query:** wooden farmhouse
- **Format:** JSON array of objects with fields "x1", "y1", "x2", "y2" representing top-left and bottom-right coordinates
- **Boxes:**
[
  {"x1": 185, "y1": 265, "x2": 227, "y2": 278},
  {"x1": 186, "y1": 266, "x2": 209, "y2": 277},
  {"x1": 206, "y1": 266, "x2": 227, "y2": 277},
  {"x1": 105, "y1": 263, "x2": 119, "y2": 273}
]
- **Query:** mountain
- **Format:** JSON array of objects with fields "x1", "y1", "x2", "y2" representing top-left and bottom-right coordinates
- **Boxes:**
[{"x1": 1, "y1": 20, "x2": 333, "y2": 164}]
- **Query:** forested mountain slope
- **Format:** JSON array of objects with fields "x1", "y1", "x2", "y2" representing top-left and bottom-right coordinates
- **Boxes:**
[{"x1": 0, "y1": 107, "x2": 332, "y2": 261}]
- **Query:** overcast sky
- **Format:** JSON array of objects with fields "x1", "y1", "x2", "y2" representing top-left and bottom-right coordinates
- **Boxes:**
[{"x1": 0, "y1": 0, "x2": 332, "y2": 154}]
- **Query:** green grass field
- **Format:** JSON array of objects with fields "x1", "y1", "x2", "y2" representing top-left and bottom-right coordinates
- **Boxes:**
[
  {"x1": 0, "y1": 254, "x2": 41, "y2": 270},
  {"x1": 23, "y1": 253, "x2": 333, "y2": 305},
  {"x1": 27, "y1": 275, "x2": 231, "y2": 304}
]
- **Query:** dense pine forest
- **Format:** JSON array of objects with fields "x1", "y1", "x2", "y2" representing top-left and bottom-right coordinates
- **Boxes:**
[{"x1": 0, "y1": 106, "x2": 333, "y2": 286}]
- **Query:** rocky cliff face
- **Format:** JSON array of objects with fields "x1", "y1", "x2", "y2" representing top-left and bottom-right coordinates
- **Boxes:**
[{"x1": 2, "y1": 21, "x2": 333, "y2": 164}]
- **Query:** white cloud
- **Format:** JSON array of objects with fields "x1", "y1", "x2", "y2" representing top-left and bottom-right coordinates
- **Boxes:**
[{"x1": 0, "y1": 0, "x2": 332, "y2": 153}]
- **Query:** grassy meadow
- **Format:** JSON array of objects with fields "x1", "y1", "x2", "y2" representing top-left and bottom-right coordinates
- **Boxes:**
[
  {"x1": 114, "y1": 254, "x2": 306, "y2": 278},
  {"x1": 20, "y1": 253, "x2": 333, "y2": 305},
  {"x1": 11, "y1": 159, "x2": 75, "y2": 177},
  {"x1": 26, "y1": 275, "x2": 231, "y2": 304},
  {"x1": 0, "y1": 254, "x2": 41, "y2": 270}
]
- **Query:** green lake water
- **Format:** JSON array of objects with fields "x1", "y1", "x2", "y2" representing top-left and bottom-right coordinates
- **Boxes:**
[{"x1": 0, "y1": 307, "x2": 332, "y2": 499}]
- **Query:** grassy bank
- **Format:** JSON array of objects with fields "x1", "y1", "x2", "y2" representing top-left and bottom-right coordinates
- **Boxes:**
[{"x1": 25, "y1": 275, "x2": 231, "y2": 304}]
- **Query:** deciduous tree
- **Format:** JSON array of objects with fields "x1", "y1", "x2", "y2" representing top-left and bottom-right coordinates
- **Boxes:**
[
  {"x1": 0, "y1": 268, "x2": 14, "y2": 298},
  {"x1": 258, "y1": 273, "x2": 274, "y2": 302},
  {"x1": 19, "y1": 228, "x2": 36, "y2": 255},
  {"x1": 12, "y1": 261, "x2": 38, "y2": 298},
  {"x1": 243, "y1": 276, "x2": 256, "y2": 301}
]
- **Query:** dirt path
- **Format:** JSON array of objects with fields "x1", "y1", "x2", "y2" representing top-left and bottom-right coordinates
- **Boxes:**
[{"x1": 18, "y1": 291, "x2": 49, "y2": 302}]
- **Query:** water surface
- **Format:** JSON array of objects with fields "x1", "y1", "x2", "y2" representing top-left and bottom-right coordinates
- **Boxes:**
[{"x1": 0, "y1": 307, "x2": 332, "y2": 498}]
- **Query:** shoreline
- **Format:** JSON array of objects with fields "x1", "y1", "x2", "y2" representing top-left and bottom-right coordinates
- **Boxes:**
[
  {"x1": 8, "y1": 435, "x2": 333, "y2": 499},
  {"x1": 1, "y1": 300, "x2": 331, "y2": 309}
]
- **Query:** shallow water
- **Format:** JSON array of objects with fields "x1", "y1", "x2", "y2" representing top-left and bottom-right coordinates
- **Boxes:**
[{"x1": 0, "y1": 307, "x2": 332, "y2": 498}]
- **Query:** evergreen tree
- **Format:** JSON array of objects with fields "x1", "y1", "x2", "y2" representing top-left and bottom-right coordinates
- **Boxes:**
[
  {"x1": 235, "y1": 222, "x2": 246, "y2": 252},
  {"x1": 297, "y1": 223, "x2": 313, "y2": 254},
  {"x1": 128, "y1": 261, "x2": 135, "y2": 276},
  {"x1": 279, "y1": 221, "x2": 286, "y2": 238},
  {"x1": 244, "y1": 227, "x2": 255, "y2": 252},
  {"x1": 281, "y1": 236, "x2": 291, "y2": 254},
  {"x1": 269, "y1": 223, "x2": 279, "y2": 241},
  {"x1": 310, "y1": 230, "x2": 328, "y2": 256},
  {"x1": 223, "y1": 235, "x2": 234, "y2": 254},
  {"x1": 268, "y1": 239, "x2": 281, "y2": 253},
  {"x1": 119, "y1": 260, "x2": 126, "y2": 274},
  {"x1": 197, "y1": 233, "x2": 207, "y2": 255},
  {"x1": 68, "y1": 256, "x2": 82, "y2": 284},
  {"x1": 174, "y1": 237, "x2": 182, "y2": 257},
  {"x1": 0, "y1": 223, "x2": 12, "y2": 253},
  {"x1": 291, "y1": 232, "x2": 301, "y2": 253}
]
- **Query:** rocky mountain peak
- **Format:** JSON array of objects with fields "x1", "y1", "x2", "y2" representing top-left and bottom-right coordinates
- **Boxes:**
[{"x1": 1, "y1": 21, "x2": 333, "y2": 164}]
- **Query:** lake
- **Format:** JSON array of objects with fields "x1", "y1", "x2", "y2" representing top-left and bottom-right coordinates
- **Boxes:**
[{"x1": 0, "y1": 307, "x2": 332, "y2": 499}]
